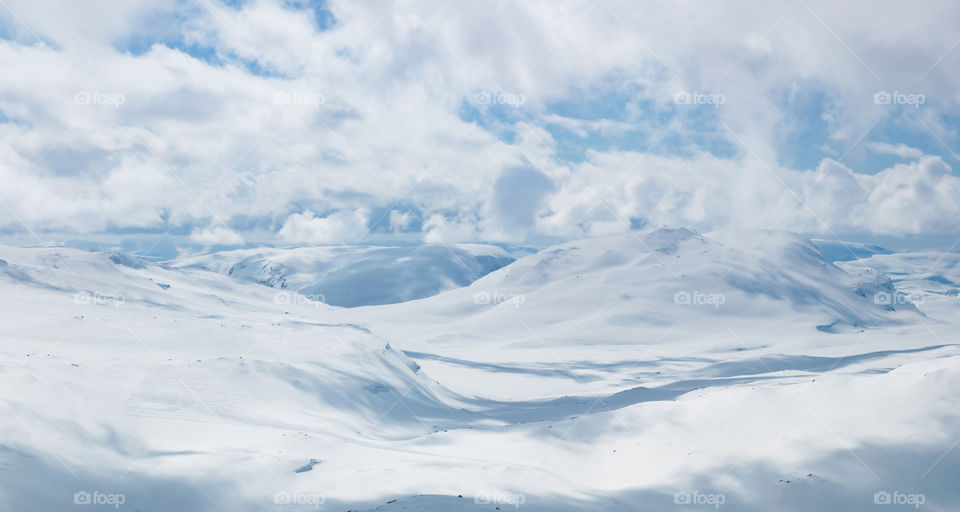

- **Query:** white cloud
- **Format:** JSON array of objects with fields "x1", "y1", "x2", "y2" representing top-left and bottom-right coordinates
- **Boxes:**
[
  {"x1": 388, "y1": 210, "x2": 413, "y2": 233},
  {"x1": 864, "y1": 156, "x2": 960, "y2": 233},
  {"x1": 190, "y1": 226, "x2": 244, "y2": 246},
  {"x1": 278, "y1": 209, "x2": 369, "y2": 244},
  {"x1": 535, "y1": 150, "x2": 960, "y2": 237},
  {"x1": 867, "y1": 141, "x2": 925, "y2": 160},
  {"x1": 543, "y1": 114, "x2": 635, "y2": 138},
  {"x1": 1, "y1": 0, "x2": 960, "y2": 247},
  {"x1": 422, "y1": 214, "x2": 479, "y2": 244}
]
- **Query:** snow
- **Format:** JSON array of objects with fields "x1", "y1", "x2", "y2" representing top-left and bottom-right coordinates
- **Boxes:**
[
  {"x1": 1, "y1": 229, "x2": 958, "y2": 511},
  {"x1": 172, "y1": 244, "x2": 515, "y2": 307},
  {"x1": 810, "y1": 239, "x2": 893, "y2": 263}
]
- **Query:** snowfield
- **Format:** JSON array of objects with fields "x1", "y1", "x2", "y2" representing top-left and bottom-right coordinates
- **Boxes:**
[{"x1": 1, "y1": 228, "x2": 958, "y2": 511}]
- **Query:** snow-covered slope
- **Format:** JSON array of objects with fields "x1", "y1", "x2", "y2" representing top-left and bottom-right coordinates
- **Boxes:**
[
  {"x1": 2, "y1": 234, "x2": 959, "y2": 511},
  {"x1": 839, "y1": 251, "x2": 960, "y2": 298},
  {"x1": 811, "y1": 239, "x2": 893, "y2": 262},
  {"x1": 351, "y1": 228, "x2": 920, "y2": 346},
  {"x1": 0, "y1": 245, "x2": 469, "y2": 510},
  {"x1": 172, "y1": 244, "x2": 515, "y2": 307},
  {"x1": 838, "y1": 250, "x2": 960, "y2": 322}
]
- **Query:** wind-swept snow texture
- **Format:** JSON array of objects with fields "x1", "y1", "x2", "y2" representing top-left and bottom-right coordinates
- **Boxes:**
[
  {"x1": 811, "y1": 239, "x2": 893, "y2": 262},
  {"x1": 1, "y1": 229, "x2": 958, "y2": 511}
]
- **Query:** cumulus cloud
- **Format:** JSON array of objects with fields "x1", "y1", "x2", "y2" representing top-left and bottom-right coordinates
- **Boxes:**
[
  {"x1": 422, "y1": 214, "x2": 479, "y2": 244},
  {"x1": 1, "y1": 0, "x2": 960, "y2": 249},
  {"x1": 278, "y1": 209, "x2": 369, "y2": 244},
  {"x1": 491, "y1": 166, "x2": 555, "y2": 235},
  {"x1": 864, "y1": 157, "x2": 960, "y2": 233},
  {"x1": 388, "y1": 210, "x2": 413, "y2": 233},
  {"x1": 533, "y1": 150, "x2": 960, "y2": 237},
  {"x1": 867, "y1": 142, "x2": 925, "y2": 160},
  {"x1": 190, "y1": 226, "x2": 244, "y2": 246}
]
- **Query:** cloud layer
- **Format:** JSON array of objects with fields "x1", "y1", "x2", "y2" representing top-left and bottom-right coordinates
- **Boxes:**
[{"x1": 2, "y1": 0, "x2": 960, "y2": 251}]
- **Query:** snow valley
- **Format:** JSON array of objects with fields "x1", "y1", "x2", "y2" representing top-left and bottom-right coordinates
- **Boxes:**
[{"x1": 1, "y1": 228, "x2": 958, "y2": 511}]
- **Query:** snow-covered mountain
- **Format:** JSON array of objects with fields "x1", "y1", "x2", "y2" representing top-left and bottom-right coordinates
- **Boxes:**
[
  {"x1": 1, "y1": 232, "x2": 959, "y2": 511},
  {"x1": 172, "y1": 244, "x2": 516, "y2": 307},
  {"x1": 350, "y1": 228, "x2": 920, "y2": 348},
  {"x1": 838, "y1": 249, "x2": 960, "y2": 322},
  {"x1": 839, "y1": 250, "x2": 960, "y2": 298}
]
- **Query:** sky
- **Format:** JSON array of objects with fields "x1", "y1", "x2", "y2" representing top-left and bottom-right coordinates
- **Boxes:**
[{"x1": 1, "y1": 0, "x2": 960, "y2": 257}]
